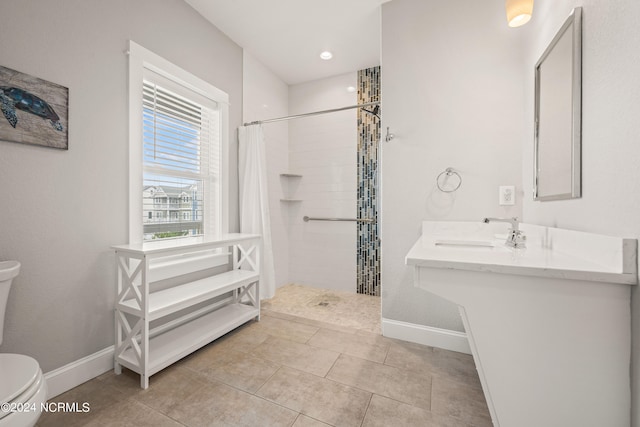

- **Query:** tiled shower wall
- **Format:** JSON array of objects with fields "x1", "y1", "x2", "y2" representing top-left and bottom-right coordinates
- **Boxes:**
[
  {"x1": 288, "y1": 73, "x2": 358, "y2": 292},
  {"x1": 357, "y1": 67, "x2": 381, "y2": 296},
  {"x1": 286, "y1": 69, "x2": 381, "y2": 295}
]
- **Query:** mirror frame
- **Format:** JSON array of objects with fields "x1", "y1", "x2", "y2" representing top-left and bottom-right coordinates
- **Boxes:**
[{"x1": 533, "y1": 7, "x2": 582, "y2": 201}]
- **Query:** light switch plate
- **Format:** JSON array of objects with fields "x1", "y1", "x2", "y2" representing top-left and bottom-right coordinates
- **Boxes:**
[{"x1": 499, "y1": 186, "x2": 515, "y2": 206}]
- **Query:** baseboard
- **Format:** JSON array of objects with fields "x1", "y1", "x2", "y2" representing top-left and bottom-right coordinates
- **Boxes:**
[
  {"x1": 44, "y1": 346, "x2": 114, "y2": 399},
  {"x1": 381, "y1": 318, "x2": 471, "y2": 354}
]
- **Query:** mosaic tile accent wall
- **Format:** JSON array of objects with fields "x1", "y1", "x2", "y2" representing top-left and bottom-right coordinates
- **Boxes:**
[{"x1": 357, "y1": 66, "x2": 381, "y2": 296}]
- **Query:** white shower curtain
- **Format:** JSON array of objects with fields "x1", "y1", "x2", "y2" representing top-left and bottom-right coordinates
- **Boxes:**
[{"x1": 238, "y1": 124, "x2": 276, "y2": 300}]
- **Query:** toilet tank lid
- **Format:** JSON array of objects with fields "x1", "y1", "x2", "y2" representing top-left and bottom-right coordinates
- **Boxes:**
[{"x1": 0, "y1": 353, "x2": 40, "y2": 404}]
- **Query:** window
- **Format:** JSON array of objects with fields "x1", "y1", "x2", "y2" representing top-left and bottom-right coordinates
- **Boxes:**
[
  {"x1": 128, "y1": 41, "x2": 229, "y2": 243},
  {"x1": 142, "y1": 78, "x2": 217, "y2": 241}
]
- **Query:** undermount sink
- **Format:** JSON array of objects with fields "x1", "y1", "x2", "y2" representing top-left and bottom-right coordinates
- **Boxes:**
[{"x1": 434, "y1": 239, "x2": 495, "y2": 248}]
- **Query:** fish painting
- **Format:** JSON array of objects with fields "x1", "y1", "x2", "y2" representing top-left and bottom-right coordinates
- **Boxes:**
[{"x1": 0, "y1": 86, "x2": 64, "y2": 131}]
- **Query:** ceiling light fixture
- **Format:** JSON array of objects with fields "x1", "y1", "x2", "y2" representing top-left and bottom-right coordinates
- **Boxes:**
[
  {"x1": 320, "y1": 51, "x2": 333, "y2": 60},
  {"x1": 506, "y1": 0, "x2": 534, "y2": 27},
  {"x1": 346, "y1": 86, "x2": 356, "y2": 93}
]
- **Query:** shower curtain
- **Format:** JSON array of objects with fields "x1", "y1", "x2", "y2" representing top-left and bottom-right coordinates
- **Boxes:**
[{"x1": 238, "y1": 124, "x2": 276, "y2": 300}]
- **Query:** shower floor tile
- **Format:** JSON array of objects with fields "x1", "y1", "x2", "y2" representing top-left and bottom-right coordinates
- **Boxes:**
[{"x1": 262, "y1": 283, "x2": 381, "y2": 333}]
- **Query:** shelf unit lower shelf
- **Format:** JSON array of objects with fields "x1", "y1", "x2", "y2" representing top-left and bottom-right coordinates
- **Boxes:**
[
  {"x1": 117, "y1": 303, "x2": 258, "y2": 378},
  {"x1": 117, "y1": 269, "x2": 259, "y2": 321},
  {"x1": 112, "y1": 233, "x2": 261, "y2": 389}
]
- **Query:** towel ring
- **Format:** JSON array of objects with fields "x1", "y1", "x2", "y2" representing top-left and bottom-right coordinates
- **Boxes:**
[{"x1": 436, "y1": 168, "x2": 462, "y2": 193}]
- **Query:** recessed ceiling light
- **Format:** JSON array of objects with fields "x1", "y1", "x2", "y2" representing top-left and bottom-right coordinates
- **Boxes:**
[
  {"x1": 320, "y1": 51, "x2": 333, "y2": 60},
  {"x1": 346, "y1": 86, "x2": 356, "y2": 93}
]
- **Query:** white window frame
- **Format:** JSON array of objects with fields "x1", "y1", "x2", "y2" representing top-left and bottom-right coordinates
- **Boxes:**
[{"x1": 128, "y1": 40, "x2": 229, "y2": 245}]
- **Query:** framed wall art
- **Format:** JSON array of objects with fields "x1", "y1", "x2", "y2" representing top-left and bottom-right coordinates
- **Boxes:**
[{"x1": 0, "y1": 65, "x2": 68, "y2": 150}]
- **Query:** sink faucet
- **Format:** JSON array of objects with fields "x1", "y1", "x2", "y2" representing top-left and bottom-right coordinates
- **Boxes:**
[{"x1": 482, "y1": 217, "x2": 526, "y2": 249}]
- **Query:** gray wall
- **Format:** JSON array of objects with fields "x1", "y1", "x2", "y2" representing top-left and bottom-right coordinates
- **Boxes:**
[
  {"x1": 380, "y1": 0, "x2": 524, "y2": 330},
  {"x1": 0, "y1": 0, "x2": 242, "y2": 372}
]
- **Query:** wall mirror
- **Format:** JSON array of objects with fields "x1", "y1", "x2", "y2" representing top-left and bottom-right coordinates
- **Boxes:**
[{"x1": 534, "y1": 7, "x2": 582, "y2": 201}]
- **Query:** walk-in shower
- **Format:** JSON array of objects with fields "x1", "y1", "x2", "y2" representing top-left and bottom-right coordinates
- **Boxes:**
[{"x1": 244, "y1": 67, "x2": 381, "y2": 296}]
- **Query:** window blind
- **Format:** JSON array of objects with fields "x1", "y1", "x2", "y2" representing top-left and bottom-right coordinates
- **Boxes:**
[{"x1": 141, "y1": 79, "x2": 220, "y2": 240}]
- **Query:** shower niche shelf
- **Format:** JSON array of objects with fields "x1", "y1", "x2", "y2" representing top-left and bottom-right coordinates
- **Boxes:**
[
  {"x1": 280, "y1": 172, "x2": 303, "y2": 202},
  {"x1": 112, "y1": 234, "x2": 261, "y2": 389}
]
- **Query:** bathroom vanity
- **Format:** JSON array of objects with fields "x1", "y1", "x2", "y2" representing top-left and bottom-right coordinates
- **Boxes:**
[
  {"x1": 112, "y1": 234, "x2": 261, "y2": 389},
  {"x1": 406, "y1": 221, "x2": 637, "y2": 427}
]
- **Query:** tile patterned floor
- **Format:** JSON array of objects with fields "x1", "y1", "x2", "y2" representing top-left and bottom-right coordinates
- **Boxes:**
[{"x1": 37, "y1": 287, "x2": 492, "y2": 427}]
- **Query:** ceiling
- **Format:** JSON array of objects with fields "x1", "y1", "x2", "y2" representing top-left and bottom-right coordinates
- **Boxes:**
[{"x1": 185, "y1": 0, "x2": 389, "y2": 85}]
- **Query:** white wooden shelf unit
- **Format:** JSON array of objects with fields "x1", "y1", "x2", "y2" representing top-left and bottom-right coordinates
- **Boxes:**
[{"x1": 112, "y1": 234, "x2": 261, "y2": 389}]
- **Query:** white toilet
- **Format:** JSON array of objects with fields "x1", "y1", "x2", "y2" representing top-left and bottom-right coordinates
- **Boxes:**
[{"x1": 0, "y1": 261, "x2": 48, "y2": 427}]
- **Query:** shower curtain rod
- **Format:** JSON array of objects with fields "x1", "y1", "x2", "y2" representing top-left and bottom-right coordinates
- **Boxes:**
[{"x1": 243, "y1": 101, "x2": 378, "y2": 126}]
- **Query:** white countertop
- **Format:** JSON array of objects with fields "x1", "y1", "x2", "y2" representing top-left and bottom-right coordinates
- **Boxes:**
[{"x1": 406, "y1": 221, "x2": 637, "y2": 285}]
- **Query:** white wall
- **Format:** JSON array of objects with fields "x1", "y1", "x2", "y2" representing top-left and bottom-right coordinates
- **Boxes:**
[
  {"x1": 242, "y1": 51, "x2": 290, "y2": 289},
  {"x1": 288, "y1": 73, "x2": 359, "y2": 292},
  {"x1": 522, "y1": 1, "x2": 640, "y2": 233},
  {"x1": 380, "y1": 0, "x2": 525, "y2": 331},
  {"x1": 0, "y1": 0, "x2": 242, "y2": 373},
  {"x1": 519, "y1": 0, "x2": 640, "y2": 424}
]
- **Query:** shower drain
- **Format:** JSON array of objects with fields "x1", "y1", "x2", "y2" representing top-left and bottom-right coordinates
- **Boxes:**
[{"x1": 307, "y1": 294, "x2": 341, "y2": 308}]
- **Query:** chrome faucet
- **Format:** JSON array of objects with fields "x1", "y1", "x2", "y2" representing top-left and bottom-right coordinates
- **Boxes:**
[{"x1": 482, "y1": 217, "x2": 526, "y2": 249}]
